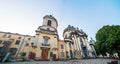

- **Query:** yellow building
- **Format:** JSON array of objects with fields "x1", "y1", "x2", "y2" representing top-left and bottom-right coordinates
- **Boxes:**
[
  {"x1": 58, "y1": 40, "x2": 67, "y2": 60},
  {"x1": 0, "y1": 15, "x2": 95, "y2": 62}
]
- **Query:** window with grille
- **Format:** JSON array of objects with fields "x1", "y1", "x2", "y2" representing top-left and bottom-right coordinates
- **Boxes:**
[
  {"x1": 61, "y1": 52, "x2": 64, "y2": 57},
  {"x1": 15, "y1": 40, "x2": 20, "y2": 45},
  {"x1": 10, "y1": 48, "x2": 17, "y2": 55},
  {"x1": 44, "y1": 38, "x2": 48, "y2": 44},
  {"x1": 21, "y1": 52, "x2": 26, "y2": 56}
]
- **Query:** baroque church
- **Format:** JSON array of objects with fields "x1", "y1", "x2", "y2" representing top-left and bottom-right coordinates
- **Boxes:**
[{"x1": 0, "y1": 15, "x2": 96, "y2": 62}]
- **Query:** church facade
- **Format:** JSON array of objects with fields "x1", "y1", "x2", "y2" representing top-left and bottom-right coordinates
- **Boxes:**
[{"x1": 0, "y1": 15, "x2": 96, "y2": 62}]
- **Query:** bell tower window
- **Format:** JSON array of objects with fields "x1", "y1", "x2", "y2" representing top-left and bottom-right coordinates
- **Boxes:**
[{"x1": 47, "y1": 20, "x2": 52, "y2": 26}]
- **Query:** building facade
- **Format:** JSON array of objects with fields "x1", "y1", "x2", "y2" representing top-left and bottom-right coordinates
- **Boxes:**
[{"x1": 0, "y1": 15, "x2": 96, "y2": 62}]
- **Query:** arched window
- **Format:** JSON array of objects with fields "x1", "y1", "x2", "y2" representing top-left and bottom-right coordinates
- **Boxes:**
[
  {"x1": 44, "y1": 38, "x2": 48, "y2": 44},
  {"x1": 69, "y1": 43, "x2": 71, "y2": 49},
  {"x1": 80, "y1": 38, "x2": 83, "y2": 45},
  {"x1": 43, "y1": 36, "x2": 50, "y2": 44},
  {"x1": 61, "y1": 45, "x2": 64, "y2": 49},
  {"x1": 47, "y1": 20, "x2": 52, "y2": 26}
]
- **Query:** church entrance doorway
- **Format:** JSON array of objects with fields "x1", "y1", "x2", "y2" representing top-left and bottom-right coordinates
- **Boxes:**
[{"x1": 41, "y1": 48, "x2": 49, "y2": 59}]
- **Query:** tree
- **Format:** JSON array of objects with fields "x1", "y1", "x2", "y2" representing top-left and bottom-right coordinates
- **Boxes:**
[{"x1": 95, "y1": 25, "x2": 120, "y2": 58}]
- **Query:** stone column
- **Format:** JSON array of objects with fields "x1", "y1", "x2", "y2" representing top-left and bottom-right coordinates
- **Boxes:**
[
  {"x1": 76, "y1": 36, "x2": 82, "y2": 58},
  {"x1": 34, "y1": 35, "x2": 38, "y2": 46},
  {"x1": 80, "y1": 37, "x2": 83, "y2": 57},
  {"x1": 73, "y1": 35, "x2": 79, "y2": 51},
  {"x1": 72, "y1": 36, "x2": 77, "y2": 58},
  {"x1": 84, "y1": 37, "x2": 90, "y2": 57},
  {"x1": 72, "y1": 36, "x2": 77, "y2": 51},
  {"x1": 72, "y1": 35, "x2": 77, "y2": 58},
  {"x1": 74, "y1": 35, "x2": 80, "y2": 58},
  {"x1": 66, "y1": 42, "x2": 70, "y2": 59},
  {"x1": 15, "y1": 36, "x2": 25, "y2": 58},
  {"x1": 35, "y1": 34, "x2": 41, "y2": 58}
]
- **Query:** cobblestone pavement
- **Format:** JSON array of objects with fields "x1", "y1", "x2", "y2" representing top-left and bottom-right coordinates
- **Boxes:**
[{"x1": 0, "y1": 59, "x2": 118, "y2": 64}]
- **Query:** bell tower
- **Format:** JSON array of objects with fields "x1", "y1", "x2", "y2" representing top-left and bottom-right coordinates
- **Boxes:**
[
  {"x1": 35, "y1": 15, "x2": 59, "y2": 60},
  {"x1": 43, "y1": 15, "x2": 58, "y2": 29},
  {"x1": 36, "y1": 15, "x2": 58, "y2": 34}
]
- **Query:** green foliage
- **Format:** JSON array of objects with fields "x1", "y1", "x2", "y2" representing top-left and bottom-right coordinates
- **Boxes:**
[{"x1": 95, "y1": 25, "x2": 120, "y2": 57}]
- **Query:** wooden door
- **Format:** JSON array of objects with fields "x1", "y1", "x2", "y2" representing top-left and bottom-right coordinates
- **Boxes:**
[
  {"x1": 41, "y1": 49, "x2": 48, "y2": 59},
  {"x1": 29, "y1": 52, "x2": 35, "y2": 59}
]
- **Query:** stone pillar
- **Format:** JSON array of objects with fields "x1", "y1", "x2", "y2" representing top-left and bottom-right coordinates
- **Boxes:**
[
  {"x1": 67, "y1": 42, "x2": 70, "y2": 59},
  {"x1": 72, "y1": 36, "x2": 77, "y2": 51},
  {"x1": 80, "y1": 37, "x2": 83, "y2": 57},
  {"x1": 34, "y1": 35, "x2": 38, "y2": 46},
  {"x1": 84, "y1": 37, "x2": 90, "y2": 57},
  {"x1": 73, "y1": 35, "x2": 79, "y2": 51},
  {"x1": 72, "y1": 35, "x2": 77, "y2": 58},
  {"x1": 35, "y1": 34, "x2": 41, "y2": 58},
  {"x1": 15, "y1": 36, "x2": 25, "y2": 58},
  {"x1": 74, "y1": 35, "x2": 80, "y2": 58},
  {"x1": 76, "y1": 36, "x2": 82, "y2": 58},
  {"x1": 72, "y1": 36, "x2": 77, "y2": 58}
]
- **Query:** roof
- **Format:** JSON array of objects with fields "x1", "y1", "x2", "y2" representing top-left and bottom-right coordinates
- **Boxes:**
[
  {"x1": 0, "y1": 31, "x2": 34, "y2": 37},
  {"x1": 63, "y1": 25, "x2": 88, "y2": 37}
]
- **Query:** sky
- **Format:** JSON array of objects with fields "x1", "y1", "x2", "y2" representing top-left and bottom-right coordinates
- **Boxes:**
[{"x1": 0, "y1": 0, "x2": 120, "y2": 40}]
